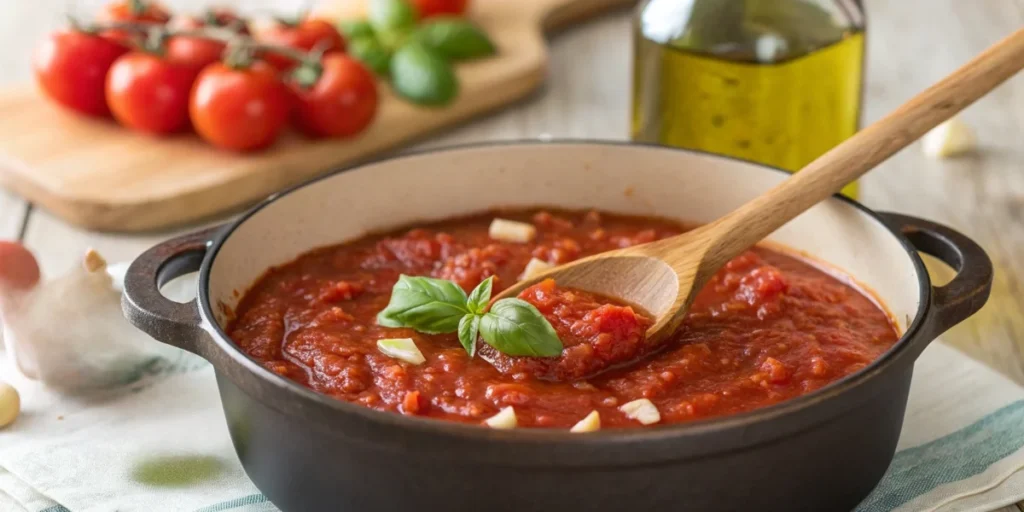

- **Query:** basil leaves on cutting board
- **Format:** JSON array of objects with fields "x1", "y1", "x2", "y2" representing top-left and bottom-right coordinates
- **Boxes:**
[{"x1": 342, "y1": 0, "x2": 497, "y2": 107}]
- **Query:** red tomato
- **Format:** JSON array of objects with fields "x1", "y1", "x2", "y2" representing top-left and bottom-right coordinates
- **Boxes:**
[
  {"x1": 98, "y1": 0, "x2": 171, "y2": 23},
  {"x1": 255, "y1": 18, "x2": 346, "y2": 71},
  {"x1": 33, "y1": 30, "x2": 128, "y2": 117},
  {"x1": 98, "y1": 0, "x2": 172, "y2": 46},
  {"x1": 167, "y1": 9, "x2": 250, "y2": 71},
  {"x1": 0, "y1": 241, "x2": 40, "y2": 292},
  {"x1": 106, "y1": 52, "x2": 198, "y2": 134},
  {"x1": 412, "y1": 0, "x2": 470, "y2": 18},
  {"x1": 190, "y1": 61, "x2": 291, "y2": 151},
  {"x1": 165, "y1": 35, "x2": 225, "y2": 72},
  {"x1": 289, "y1": 54, "x2": 378, "y2": 138}
]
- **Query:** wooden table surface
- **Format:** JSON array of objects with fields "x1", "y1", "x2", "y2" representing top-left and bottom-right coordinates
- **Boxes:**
[{"x1": 0, "y1": 1, "x2": 1022, "y2": 511}]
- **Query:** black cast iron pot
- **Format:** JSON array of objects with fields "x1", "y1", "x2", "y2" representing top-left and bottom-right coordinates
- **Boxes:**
[{"x1": 123, "y1": 142, "x2": 992, "y2": 512}]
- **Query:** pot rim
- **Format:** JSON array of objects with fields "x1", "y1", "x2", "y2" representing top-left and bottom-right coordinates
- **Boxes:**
[{"x1": 196, "y1": 139, "x2": 932, "y2": 445}]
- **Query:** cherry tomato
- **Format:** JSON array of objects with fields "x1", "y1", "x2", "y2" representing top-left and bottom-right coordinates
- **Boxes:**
[
  {"x1": 98, "y1": 0, "x2": 171, "y2": 23},
  {"x1": 289, "y1": 54, "x2": 378, "y2": 138},
  {"x1": 412, "y1": 0, "x2": 469, "y2": 18},
  {"x1": 98, "y1": 0, "x2": 172, "y2": 46},
  {"x1": 106, "y1": 52, "x2": 198, "y2": 134},
  {"x1": 255, "y1": 18, "x2": 346, "y2": 71},
  {"x1": 166, "y1": 9, "x2": 249, "y2": 72},
  {"x1": 165, "y1": 34, "x2": 225, "y2": 72},
  {"x1": 33, "y1": 30, "x2": 128, "y2": 117},
  {"x1": 0, "y1": 242, "x2": 40, "y2": 292},
  {"x1": 190, "y1": 61, "x2": 291, "y2": 151}
]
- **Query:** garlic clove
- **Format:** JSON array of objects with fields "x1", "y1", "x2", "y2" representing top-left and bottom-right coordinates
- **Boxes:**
[
  {"x1": 619, "y1": 398, "x2": 661, "y2": 425},
  {"x1": 570, "y1": 410, "x2": 601, "y2": 433},
  {"x1": 520, "y1": 258, "x2": 553, "y2": 281},
  {"x1": 0, "y1": 381, "x2": 20, "y2": 428},
  {"x1": 922, "y1": 117, "x2": 977, "y2": 159},
  {"x1": 376, "y1": 338, "x2": 426, "y2": 365},
  {"x1": 484, "y1": 406, "x2": 518, "y2": 429},
  {"x1": 488, "y1": 219, "x2": 537, "y2": 243}
]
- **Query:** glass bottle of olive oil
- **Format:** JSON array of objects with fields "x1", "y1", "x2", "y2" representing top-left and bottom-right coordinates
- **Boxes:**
[{"x1": 631, "y1": 0, "x2": 866, "y2": 197}]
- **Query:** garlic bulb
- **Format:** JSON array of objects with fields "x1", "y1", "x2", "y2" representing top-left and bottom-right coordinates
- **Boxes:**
[{"x1": 0, "y1": 246, "x2": 187, "y2": 392}]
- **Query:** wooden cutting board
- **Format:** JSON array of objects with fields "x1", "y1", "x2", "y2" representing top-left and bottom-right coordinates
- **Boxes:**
[{"x1": 0, "y1": 0, "x2": 634, "y2": 232}]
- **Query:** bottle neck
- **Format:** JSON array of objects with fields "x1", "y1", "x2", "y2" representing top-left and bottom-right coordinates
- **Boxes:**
[{"x1": 638, "y1": 0, "x2": 864, "y2": 63}]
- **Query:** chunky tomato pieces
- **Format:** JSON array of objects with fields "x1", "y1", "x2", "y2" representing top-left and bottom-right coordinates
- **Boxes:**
[
  {"x1": 480, "y1": 279, "x2": 652, "y2": 382},
  {"x1": 228, "y1": 210, "x2": 898, "y2": 429}
]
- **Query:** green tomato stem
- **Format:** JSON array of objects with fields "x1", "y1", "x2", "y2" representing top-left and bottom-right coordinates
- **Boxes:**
[
  {"x1": 223, "y1": 40, "x2": 257, "y2": 70},
  {"x1": 82, "y1": 20, "x2": 319, "y2": 69},
  {"x1": 129, "y1": 0, "x2": 148, "y2": 16},
  {"x1": 142, "y1": 26, "x2": 168, "y2": 55},
  {"x1": 290, "y1": 61, "x2": 323, "y2": 89}
]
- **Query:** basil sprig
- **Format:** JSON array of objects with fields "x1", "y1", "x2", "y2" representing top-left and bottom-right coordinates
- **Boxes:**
[{"x1": 377, "y1": 275, "x2": 563, "y2": 358}]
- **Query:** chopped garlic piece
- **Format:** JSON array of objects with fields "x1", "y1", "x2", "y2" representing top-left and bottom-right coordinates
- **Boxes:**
[
  {"x1": 922, "y1": 117, "x2": 976, "y2": 158},
  {"x1": 0, "y1": 381, "x2": 19, "y2": 428},
  {"x1": 484, "y1": 406, "x2": 518, "y2": 429},
  {"x1": 376, "y1": 338, "x2": 426, "y2": 365},
  {"x1": 570, "y1": 410, "x2": 601, "y2": 433},
  {"x1": 619, "y1": 398, "x2": 661, "y2": 425},
  {"x1": 520, "y1": 257, "x2": 553, "y2": 280},
  {"x1": 488, "y1": 218, "x2": 537, "y2": 243}
]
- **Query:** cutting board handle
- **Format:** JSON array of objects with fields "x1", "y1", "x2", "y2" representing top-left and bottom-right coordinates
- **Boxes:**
[{"x1": 529, "y1": 0, "x2": 638, "y2": 31}]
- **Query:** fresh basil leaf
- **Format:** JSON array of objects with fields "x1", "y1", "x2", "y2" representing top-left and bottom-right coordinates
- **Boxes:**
[
  {"x1": 376, "y1": 311, "x2": 406, "y2": 328},
  {"x1": 369, "y1": 0, "x2": 418, "y2": 33},
  {"x1": 466, "y1": 276, "x2": 493, "y2": 315},
  {"x1": 377, "y1": 28, "x2": 412, "y2": 51},
  {"x1": 479, "y1": 299, "x2": 563, "y2": 357},
  {"x1": 412, "y1": 18, "x2": 496, "y2": 60},
  {"x1": 390, "y1": 42, "x2": 459, "y2": 106},
  {"x1": 377, "y1": 275, "x2": 468, "y2": 333},
  {"x1": 349, "y1": 36, "x2": 392, "y2": 76},
  {"x1": 458, "y1": 314, "x2": 480, "y2": 357},
  {"x1": 338, "y1": 19, "x2": 375, "y2": 39}
]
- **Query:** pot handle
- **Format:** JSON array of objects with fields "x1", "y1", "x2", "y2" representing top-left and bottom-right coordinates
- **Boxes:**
[
  {"x1": 122, "y1": 226, "x2": 222, "y2": 356},
  {"x1": 878, "y1": 212, "x2": 993, "y2": 339}
]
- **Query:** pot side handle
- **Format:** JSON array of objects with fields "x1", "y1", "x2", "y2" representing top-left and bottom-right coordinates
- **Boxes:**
[
  {"x1": 122, "y1": 226, "x2": 221, "y2": 356},
  {"x1": 878, "y1": 212, "x2": 993, "y2": 339}
]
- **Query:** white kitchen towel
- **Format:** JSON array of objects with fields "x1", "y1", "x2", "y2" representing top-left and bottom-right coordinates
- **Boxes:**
[{"x1": 1, "y1": 341, "x2": 1023, "y2": 512}]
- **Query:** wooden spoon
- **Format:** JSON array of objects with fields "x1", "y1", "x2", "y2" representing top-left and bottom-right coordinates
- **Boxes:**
[{"x1": 494, "y1": 29, "x2": 1024, "y2": 356}]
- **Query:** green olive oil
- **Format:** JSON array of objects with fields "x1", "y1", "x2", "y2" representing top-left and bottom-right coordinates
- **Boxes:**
[{"x1": 631, "y1": 0, "x2": 866, "y2": 198}]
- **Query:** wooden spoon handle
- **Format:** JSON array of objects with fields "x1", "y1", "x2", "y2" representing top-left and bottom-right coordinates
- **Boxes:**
[{"x1": 701, "y1": 28, "x2": 1024, "y2": 269}]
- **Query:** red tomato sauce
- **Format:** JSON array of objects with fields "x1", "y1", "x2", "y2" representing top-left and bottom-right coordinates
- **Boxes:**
[{"x1": 227, "y1": 209, "x2": 899, "y2": 429}]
